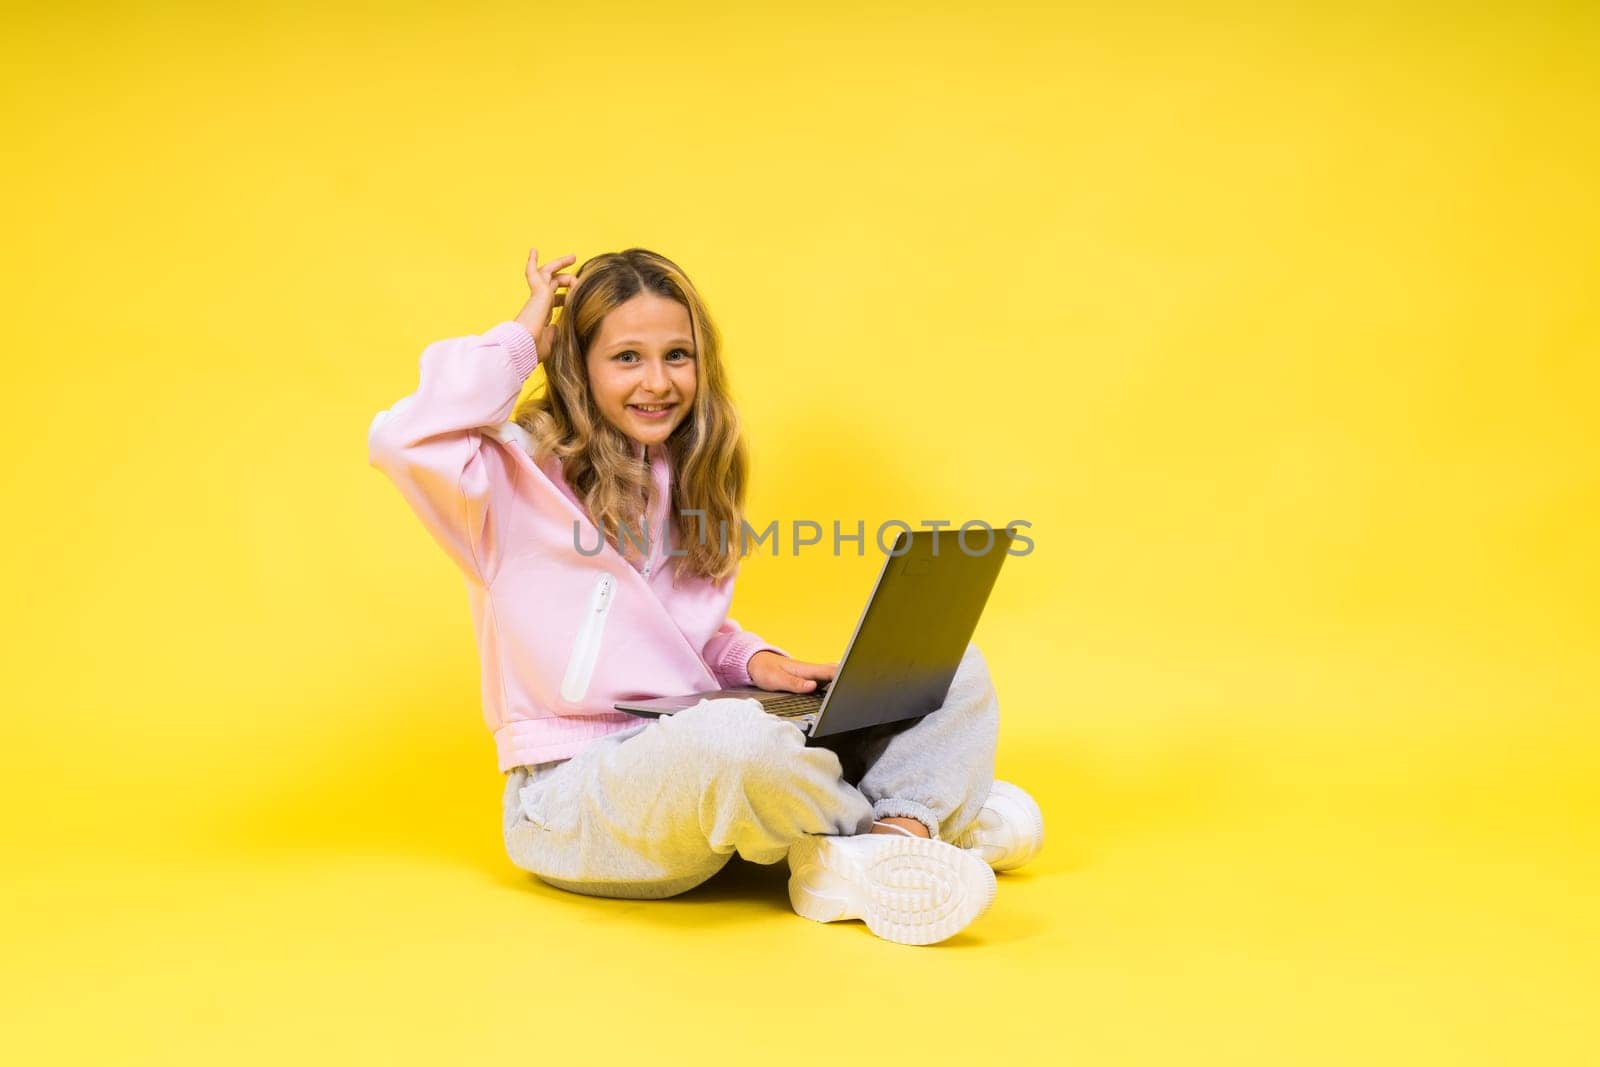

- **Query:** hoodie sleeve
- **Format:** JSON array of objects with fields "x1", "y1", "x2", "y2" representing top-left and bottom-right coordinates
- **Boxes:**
[
  {"x1": 703, "y1": 617, "x2": 790, "y2": 689},
  {"x1": 367, "y1": 321, "x2": 538, "y2": 585}
]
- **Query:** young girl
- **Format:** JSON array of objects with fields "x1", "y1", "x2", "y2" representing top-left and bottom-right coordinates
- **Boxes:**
[{"x1": 367, "y1": 247, "x2": 1043, "y2": 945}]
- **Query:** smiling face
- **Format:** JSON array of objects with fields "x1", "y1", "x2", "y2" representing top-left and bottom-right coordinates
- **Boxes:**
[{"x1": 585, "y1": 292, "x2": 699, "y2": 447}]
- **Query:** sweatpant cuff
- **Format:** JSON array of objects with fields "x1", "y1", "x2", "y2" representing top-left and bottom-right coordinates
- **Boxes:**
[{"x1": 871, "y1": 798, "x2": 941, "y2": 841}]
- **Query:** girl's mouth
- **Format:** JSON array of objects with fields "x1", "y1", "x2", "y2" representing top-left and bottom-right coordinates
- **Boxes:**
[{"x1": 627, "y1": 403, "x2": 676, "y2": 421}]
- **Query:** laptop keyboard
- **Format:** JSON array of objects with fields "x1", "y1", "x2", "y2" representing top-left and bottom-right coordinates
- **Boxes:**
[{"x1": 759, "y1": 693, "x2": 824, "y2": 717}]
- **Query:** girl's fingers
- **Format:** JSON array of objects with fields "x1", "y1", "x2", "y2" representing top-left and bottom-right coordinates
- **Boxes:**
[
  {"x1": 527, "y1": 250, "x2": 575, "y2": 287},
  {"x1": 782, "y1": 667, "x2": 820, "y2": 691},
  {"x1": 788, "y1": 660, "x2": 837, "y2": 680}
]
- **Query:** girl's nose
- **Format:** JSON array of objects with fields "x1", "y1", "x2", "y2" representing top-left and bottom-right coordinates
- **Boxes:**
[{"x1": 644, "y1": 361, "x2": 670, "y2": 393}]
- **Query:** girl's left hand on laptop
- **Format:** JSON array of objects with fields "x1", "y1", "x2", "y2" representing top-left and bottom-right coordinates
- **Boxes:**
[{"x1": 749, "y1": 652, "x2": 838, "y2": 693}]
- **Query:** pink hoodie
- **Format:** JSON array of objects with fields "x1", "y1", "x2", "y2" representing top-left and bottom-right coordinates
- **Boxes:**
[{"x1": 367, "y1": 320, "x2": 788, "y2": 771}]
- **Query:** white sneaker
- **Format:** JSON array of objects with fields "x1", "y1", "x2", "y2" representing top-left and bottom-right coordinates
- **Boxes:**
[
  {"x1": 950, "y1": 780, "x2": 1045, "y2": 872},
  {"x1": 786, "y1": 830, "x2": 997, "y2": 946}
]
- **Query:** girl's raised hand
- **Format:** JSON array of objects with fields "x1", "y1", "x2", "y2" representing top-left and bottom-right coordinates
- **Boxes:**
[
  {"x1": 517, "y1": 247, "x2": 578, "y2": 356},
  {"x1": 748, "y1": 652, "x2": 839, "y2": 694}
]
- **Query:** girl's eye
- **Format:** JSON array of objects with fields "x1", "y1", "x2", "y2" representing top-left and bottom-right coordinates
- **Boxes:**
[
  {"x1": 614, "y1": 349, "x2": 692, "y2": 362},
  {"x1": 613, "y1": 349, "x2": 693, "y2": 363}
]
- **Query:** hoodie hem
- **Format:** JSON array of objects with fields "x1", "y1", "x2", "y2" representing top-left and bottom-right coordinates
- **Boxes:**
[{"x1": 494, "y1": 714, "x2": 646, "y2": 772}]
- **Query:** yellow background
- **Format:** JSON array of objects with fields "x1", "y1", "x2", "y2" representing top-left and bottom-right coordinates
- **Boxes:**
[{"x1": 4, "y1": 1, "x2": 1596, "y2": 1063}]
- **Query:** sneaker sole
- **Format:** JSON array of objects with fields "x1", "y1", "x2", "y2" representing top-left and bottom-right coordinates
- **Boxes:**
[{"x1": 787, "y1": 835, "x2": 998, "y2": 946}]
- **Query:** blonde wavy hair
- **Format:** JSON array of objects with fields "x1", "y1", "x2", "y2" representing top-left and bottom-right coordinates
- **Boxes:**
[{"x1": 511, "y1": 248, "x2": 749, "y2": 585}]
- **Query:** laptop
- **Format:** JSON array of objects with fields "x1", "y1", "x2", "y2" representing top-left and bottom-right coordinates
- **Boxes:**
[{"x1": 614, "y1": 527, "x2": 1013, "y2": 746}]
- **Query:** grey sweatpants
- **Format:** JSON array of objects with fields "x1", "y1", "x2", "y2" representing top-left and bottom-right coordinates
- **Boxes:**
[{"x1": 501, "y1": 641, "x2": 1000, "y2": 899}]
